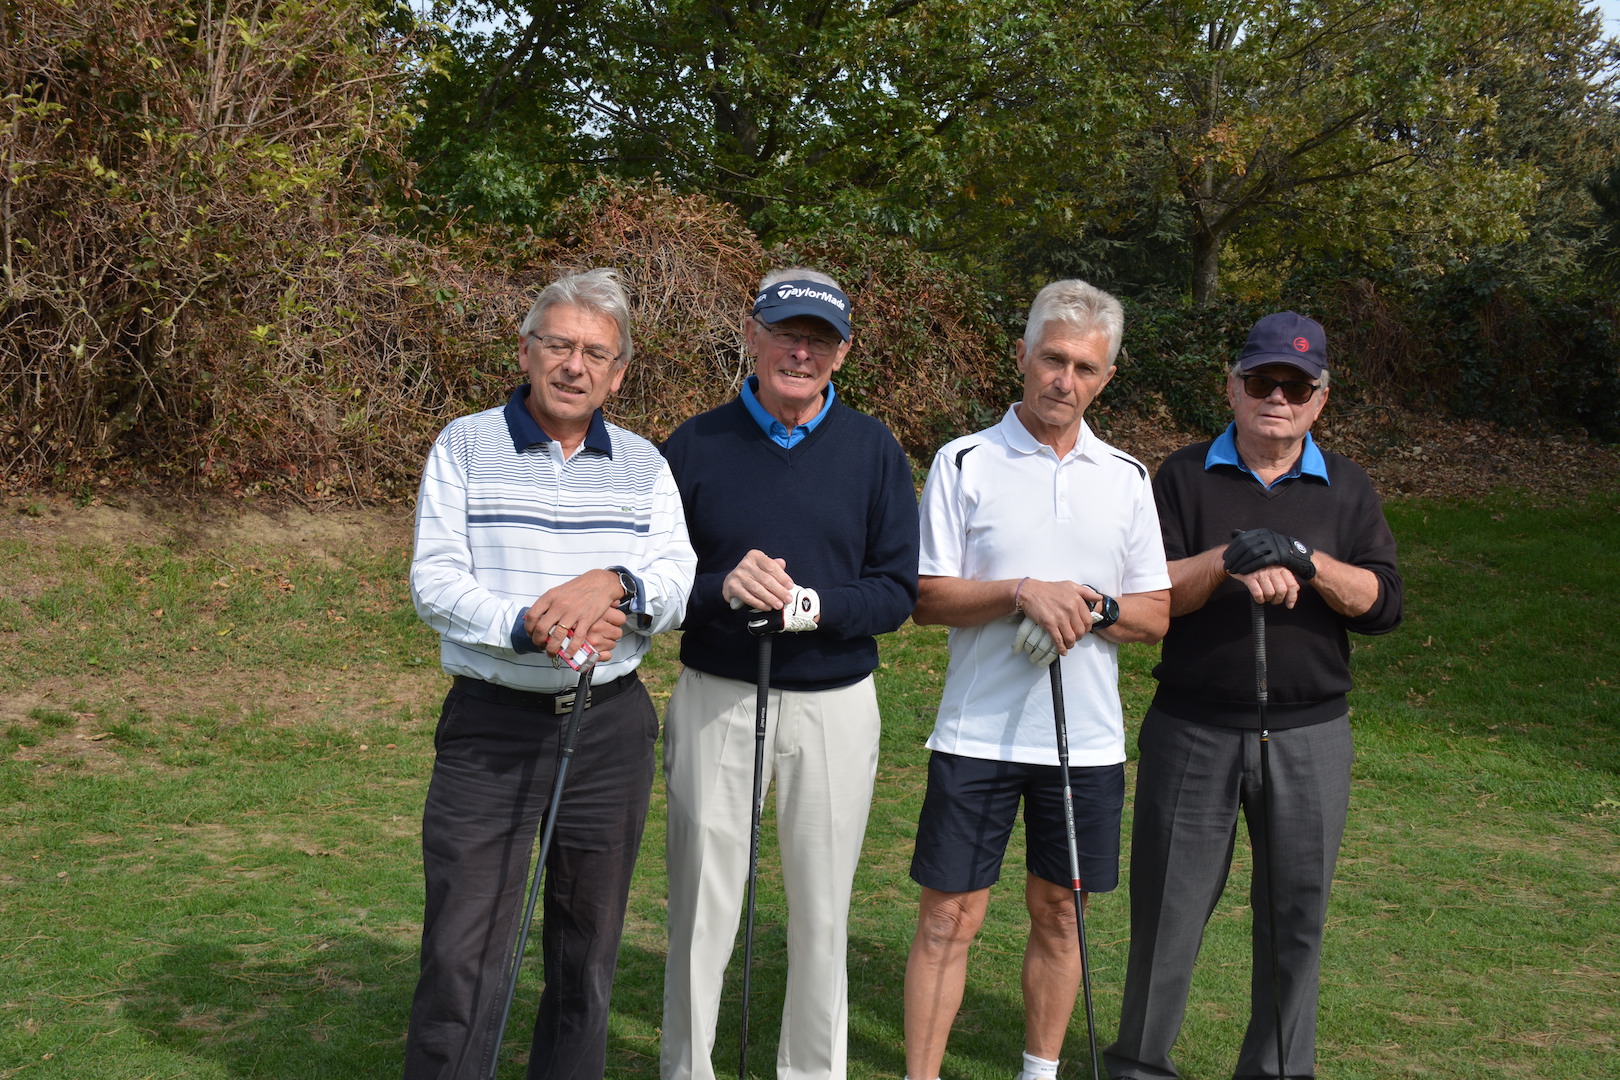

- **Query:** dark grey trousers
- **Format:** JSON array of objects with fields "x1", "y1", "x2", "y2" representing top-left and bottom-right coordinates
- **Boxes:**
[
  {"x1": 403, "y1": 677, "x2": 657, "y2": 1080},
  {"x1": 1105, "y1": 707, "x2": 1352, "y2": 1080}
]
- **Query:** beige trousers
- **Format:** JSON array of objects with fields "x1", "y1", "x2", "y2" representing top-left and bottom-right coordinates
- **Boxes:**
[{"x1": 660, "y1": 666, "x2": 881, "y2": 1080}]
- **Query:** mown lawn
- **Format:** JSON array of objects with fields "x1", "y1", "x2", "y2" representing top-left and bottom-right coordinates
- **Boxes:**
[{"x1": 1, "y1": 492, "x2": 1615, "y2": 1079}]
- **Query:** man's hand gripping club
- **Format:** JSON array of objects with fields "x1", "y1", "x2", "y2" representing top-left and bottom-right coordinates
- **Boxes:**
[
  {"x1": 723, "y1": 549, "x2": 820, "y2": 636},
  {"x1": 1011, "y1": 579, "x2": 1117, "y2": 667}
]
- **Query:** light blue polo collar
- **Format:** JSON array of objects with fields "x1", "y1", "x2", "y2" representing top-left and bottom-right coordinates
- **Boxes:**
[
  {"x1": 1205, "y1": 423, "x2": 1329, "y2": 488},
  {"x1": 741, "y1": 375, "x2": 837, "y2": 448}
]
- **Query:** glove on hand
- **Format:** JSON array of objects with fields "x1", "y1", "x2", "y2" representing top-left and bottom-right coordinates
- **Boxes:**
[
  {"x1": 1012, "y1": 616, "x2": 1061, "y2": 667},
  {"x1": 1224, "y1": 527, "x2": 1316, "y2": 580},
  {"x1": 746, "y1": 586, "x2": 821, "y2": 635}
]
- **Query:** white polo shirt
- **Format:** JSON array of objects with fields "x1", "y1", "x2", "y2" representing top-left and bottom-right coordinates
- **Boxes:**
[{"x1": 918, "y1": 406, "x2": 1170, "y2": 767}]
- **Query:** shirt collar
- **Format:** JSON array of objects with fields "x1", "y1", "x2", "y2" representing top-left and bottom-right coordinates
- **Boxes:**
[
  {"x1": 740, "y1": 375, "x2": 838, "y2": 448},
  {"x1": 1000, "y1": 404, "x2": 1100, "y2": 462},
  {"x1": 504, "y1": 385, "x2": 614, "y2": 457},
  {"x1": 1204, "y1": 422, "x2": 1328, "y2": 487}
]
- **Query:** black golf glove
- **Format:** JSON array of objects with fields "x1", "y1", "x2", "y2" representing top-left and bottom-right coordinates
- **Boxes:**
[
  {"x1": 1224, "y1": 527, "x2": 1316, "y2": 580},
  {"x1": 746, "y1": 586, "x2": 821, "y2": 635}
]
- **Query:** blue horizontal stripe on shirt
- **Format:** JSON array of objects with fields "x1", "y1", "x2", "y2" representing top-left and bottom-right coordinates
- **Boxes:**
[{"x1": 468, "y1": 512, "x2": 652, "y2": 534}]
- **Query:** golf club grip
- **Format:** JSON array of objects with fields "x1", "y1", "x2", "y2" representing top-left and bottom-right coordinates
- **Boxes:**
[
  {"x1": 1048, "y1": 663, "x2": 1069, "y2": 758},
  {"x1": 486, "y1": 668, "x2": 592, "y2": 1080},
  {"x1": 1048, "y1": 664, "x2": 1081, "y2": 889},
  {"x1": 755, "y1": 636, "x2": 771, "y2": 738},
  {"x1": 1250, "y1": 600, "x2": 1268, "y2": 706}
]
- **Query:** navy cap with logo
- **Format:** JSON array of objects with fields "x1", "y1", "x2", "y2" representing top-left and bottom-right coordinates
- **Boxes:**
[
  {"x1": 1238, "y1": 311, "x2": 1326, "y2": 378},
  {"x1": 752, "y1": 279, "x2": 852, "y2": 341}
]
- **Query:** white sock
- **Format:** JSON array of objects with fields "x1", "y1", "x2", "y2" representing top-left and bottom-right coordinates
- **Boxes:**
[{"x1": 1018, "y1": 1052, "x2": 1060, "y2": 1080}]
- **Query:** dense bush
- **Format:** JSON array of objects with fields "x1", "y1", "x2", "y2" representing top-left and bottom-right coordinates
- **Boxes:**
[
  {"x1": 0, "y1": 0, "x2": 447, "y2": 495},
  {"x1": 2, "y1": 0, "x2": 1612, "y2": 504}
]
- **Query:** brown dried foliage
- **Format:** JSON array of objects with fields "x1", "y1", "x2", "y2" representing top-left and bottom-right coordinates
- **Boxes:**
[
  {"x1": 501, "y1": 181, "x2": 1011, "y2": 457},
  {"x1": 3, "y1": 8, "x2": 1010, "y2": 508},
  {"x1": 0, "y1": 0, "x2": 492, "y2": 498}
]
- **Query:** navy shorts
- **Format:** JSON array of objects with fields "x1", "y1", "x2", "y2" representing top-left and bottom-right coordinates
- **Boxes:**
[{"x1": 910, "y1": 751, "x2": 1124, "y2": 894}]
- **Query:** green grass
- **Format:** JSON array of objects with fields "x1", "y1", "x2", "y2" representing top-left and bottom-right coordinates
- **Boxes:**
[{"x1": 1, "y1": 493, "x2": 1616, "y2": 1079}]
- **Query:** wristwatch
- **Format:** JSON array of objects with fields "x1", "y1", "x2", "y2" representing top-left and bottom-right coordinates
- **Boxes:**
[
  {"x1": 1082, "y1": 586, "x2": 1120, "y2": 630},
  {"x1": 612, "y1": 567, "x2": 638, "y2": 611}
]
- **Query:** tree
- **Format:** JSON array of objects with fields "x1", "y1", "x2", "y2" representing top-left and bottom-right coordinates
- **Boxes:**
[
  {"x1": 405, "y1": 0, "x2": 1132, "y2": 259},
  {"x1": 408, "y1": 0, "x2": 1619, "y2": 305},
  {"x1": 1085, "y1": 0, "x2": 1620, "y2": 303}
]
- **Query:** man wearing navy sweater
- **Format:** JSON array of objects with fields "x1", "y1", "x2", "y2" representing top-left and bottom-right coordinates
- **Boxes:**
[
  {"x1": 1105, "y1": 312, "x2": 1403, "y2": 1080},
  {"x1": 660, "y1": 269, "x2": 920, "y2": 1080}
]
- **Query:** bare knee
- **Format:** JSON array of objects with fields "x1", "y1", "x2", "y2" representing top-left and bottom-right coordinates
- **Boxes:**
[
  {"x1": 1026, "y1": 878, "x2": 1082, "y2": 945},
  {"x1": 913, "y1": 888, "x2": 989, "y2": 954}
]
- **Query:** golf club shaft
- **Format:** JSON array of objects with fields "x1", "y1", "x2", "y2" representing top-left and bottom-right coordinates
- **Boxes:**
[
  {"x1": 1048, "y1": 663, "x2": 1100, "y2": 1080},
  {"x1": 1251, "y1": 601, "x2": 1286, "y2": 1080},
  {"x1": 740, "y1": 634, "x2": 771, "y2": 1080},
  {"x1": 486, "y1": 668, "x2": 592, "y2": 1080}
]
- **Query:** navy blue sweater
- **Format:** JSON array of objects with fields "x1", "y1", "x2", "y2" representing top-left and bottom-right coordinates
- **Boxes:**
[
  {"x1": 1151, "y1": 441, "x2": 1403, "y2": 728},
  {"x1": 662, "y1": 396, "x2": 920, "y2": 690}
]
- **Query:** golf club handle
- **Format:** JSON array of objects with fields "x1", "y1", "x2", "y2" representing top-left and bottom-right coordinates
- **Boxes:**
[
  {"x1": 755, "y1": 635, "x2": 771, "y2": 735},
  {"x1": 1250, "y1": 600, "x2": 1268, "y2": 706},
  {"x1": 1048, "y1": 663, "x2": 1069, "y2": 758},
  {"x1": 487, "y1": 668, "x2": 592, "y2": 1080}
]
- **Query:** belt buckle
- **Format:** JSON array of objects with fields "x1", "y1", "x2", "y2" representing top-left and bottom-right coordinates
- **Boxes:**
[{"x1": 553, "y1": 688, "x2": 592, "y2": 715}]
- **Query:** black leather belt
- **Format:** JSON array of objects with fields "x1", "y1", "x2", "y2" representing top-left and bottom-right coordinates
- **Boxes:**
[{"x1": 452, "y1": 672, "x2": 637, "y2": 715}]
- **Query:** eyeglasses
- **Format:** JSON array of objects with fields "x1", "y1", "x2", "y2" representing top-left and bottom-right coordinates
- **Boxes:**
[
  {"x1": 527, "y1": 333, "x2": 620, "y2": 369},
  {"x1": 753, "y1": 317, "x2": 841, "y2": 356},
  {"x1": 1240, "y1": 373, "x2": 1320, "y2": 405}
]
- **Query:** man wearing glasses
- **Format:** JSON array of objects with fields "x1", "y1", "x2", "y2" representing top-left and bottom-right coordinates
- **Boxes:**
[
  {"x1": 404, "y1": 269, "x2": 695, "y2": 1080},
  {"x1": 659, "y1": 268, "x2": 920, "y2": 1080},
  {"x1": 1105, "y1": 311, "x2": 1403, "y2": 1080}
]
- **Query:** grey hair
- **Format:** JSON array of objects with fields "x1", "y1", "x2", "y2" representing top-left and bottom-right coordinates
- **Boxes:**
[
  {"x1": 1023, "y1": 280, "x2": 1125, "y2": 362},
  {"x1": 1228, "y1": 361, "x2": 1330, "y2": 387},
  {"x1": 519, "y1": 268, "x2": 633, "y2": 366},
  {"x1": 759, "y1": 266, "x2": 844, "y2": 292}
]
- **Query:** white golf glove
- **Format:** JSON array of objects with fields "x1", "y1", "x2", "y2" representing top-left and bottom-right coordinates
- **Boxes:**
[
  {"x1": 1012, "y1": 615, "x2": 1060, "y2": 667},
  {"x1": 746, "y1": 586, "x2": 820, "y2": 635}
]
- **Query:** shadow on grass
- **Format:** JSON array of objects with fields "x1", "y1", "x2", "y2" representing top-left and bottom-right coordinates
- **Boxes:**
[
  {"x1": 117, "y1": 916, "x2": 1077, "y2": 1080},
  {"x1": 612, "y1": 928, "x2": 1033, "y2": 1080},
  {"x1": 122, "y1": 930, "x2": 414, "y2": 1078}
]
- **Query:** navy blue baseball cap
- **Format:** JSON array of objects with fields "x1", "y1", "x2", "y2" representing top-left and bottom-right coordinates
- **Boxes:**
[
  {"x1": 752, "y1": 279, "x2": 852, "y2": 341},
  {"x1": 1238, "y1": 311, "x2": 1326, "y2": 378}
]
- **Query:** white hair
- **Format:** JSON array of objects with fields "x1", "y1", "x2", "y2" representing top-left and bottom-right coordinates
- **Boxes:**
[
  {"x1": 1023, "y1": 279, "x2": 1125, "y2": 361},
  {"x1": 520, "y1": 268, "x2": 633, "y2": 366},
  {"x1": 759, "y1": 266, "x2": 844, "y2": 292}
]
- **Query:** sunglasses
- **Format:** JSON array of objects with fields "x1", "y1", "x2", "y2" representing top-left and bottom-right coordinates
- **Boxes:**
[{"x1": 1240, "y1": 373, "x2": 1320, "y2": 405}]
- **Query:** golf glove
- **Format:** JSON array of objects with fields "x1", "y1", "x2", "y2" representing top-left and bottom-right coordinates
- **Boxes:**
[
  {"x1": 1012, "y1": 616, "x2": 1060, "y2": 667},
  {"x1": 1224, "y1": 527, "x2": 1316, "y2": 580},
  {"x1": 746, "y1": 586, "x2": 820, "y2": 635}
]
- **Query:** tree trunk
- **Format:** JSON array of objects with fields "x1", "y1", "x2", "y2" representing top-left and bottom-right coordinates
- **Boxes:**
[{"x1": 1191, "y1": 228, "x2": 1221, "y2": 306}]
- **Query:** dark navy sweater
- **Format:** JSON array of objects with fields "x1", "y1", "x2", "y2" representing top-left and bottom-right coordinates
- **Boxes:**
[
  {"x1": 662, "y1": 396, "x2": 920, "y2": 691},
  {"x1": 1151, "y1": 441, "x2": 1403, "y2": 728}
]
